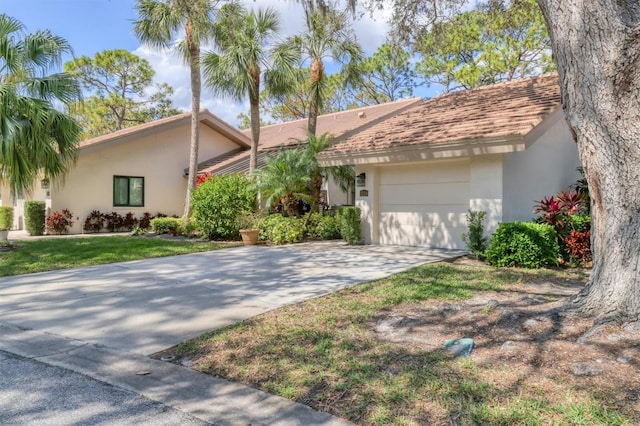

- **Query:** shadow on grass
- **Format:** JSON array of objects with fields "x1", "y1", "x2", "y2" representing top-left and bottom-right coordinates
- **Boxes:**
[{"x1": 171, "y1": 263, "x2": 633, "y2": 425}]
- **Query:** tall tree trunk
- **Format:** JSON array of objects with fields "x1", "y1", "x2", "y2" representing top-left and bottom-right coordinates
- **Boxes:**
[
  {"x1": 310, "y1": 171, "x2": 322, "y2": 213},
  {"x1": 307, "y1": 56, "x2": 323, "y2": 136},
  {"x1": 537, "y1": 0, "x2": 640, "y2": 325},
  {"x1": 183, "y1": 21, "x2": 201, "y2": 223},
  {"x1": 249, "y1": 72, "x2": 260, "y2": 176}
]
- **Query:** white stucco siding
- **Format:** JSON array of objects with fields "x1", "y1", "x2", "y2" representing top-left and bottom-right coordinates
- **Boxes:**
[
  {"x1": 469, "y1": 155, "x2": 503, "y2": 236},
  {"x1": 502, "y1": 111, "x2": 582, "y2": 222},
  {"x1": 51, "y1": 123, "x2": 241, "y2": 234},
  {"x1": 377, "y1": 160, "x2": 471, "y2": 249},
  {"x1": 323, "y1": 176, "x2": 350, "y2": 206}
]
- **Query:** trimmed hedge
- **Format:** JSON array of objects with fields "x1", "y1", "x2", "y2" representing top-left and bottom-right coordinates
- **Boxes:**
[
  {"x1": 306, "y1": 213, "x2": 340, "y2": 240},
  {"x1": 337, "y1": 206, "x2": 362, "y2": 245},
  {"x1": 485, "y1": 222, "x2": 559, "y2": 268},
  {"x1": 24, "y1": 201, "x2": 46, "y2": 236},
  {"x1": 192, "y1": 174, "x2": 256, "y2": 240},
  {"x1": 150, "y1": 217, "x2": 181, "y2": 235},
  {"x1": 0, "y1": 206, "x2": 13, "y2": 231},
  {"x1": 257, "y1": 215, "x2": 305, "y2": 245}
]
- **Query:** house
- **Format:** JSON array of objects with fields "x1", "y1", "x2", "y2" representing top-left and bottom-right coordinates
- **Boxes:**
[
  {"x1": 1, "y1": 110, "x2": 251, "y2": 233},
  {"x1": 194, "y1": 97, "x2": 422, "y2": 205},
  {"x1": 2, "y1": 98, "x2": 421, "y2": 234},
  {"x1": 317, "y1": 74, "x2": 582, "y2": 249}
]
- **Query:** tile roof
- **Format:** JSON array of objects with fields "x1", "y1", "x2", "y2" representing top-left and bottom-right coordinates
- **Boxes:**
[
  {"x1": 319, "y1": 73, "x2": 561, "y2": 157},
  {"x1": 199, "y1": 97, "x2": 422, "y2": 175}
]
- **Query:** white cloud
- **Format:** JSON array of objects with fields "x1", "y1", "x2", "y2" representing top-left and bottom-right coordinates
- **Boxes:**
[{"x1": 134, "y1": 0, "x2": 392, "y2": 127}]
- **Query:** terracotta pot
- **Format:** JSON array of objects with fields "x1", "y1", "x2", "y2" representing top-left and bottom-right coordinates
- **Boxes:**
[{"x1": 239, "y1": 229, "x2": 259, "y2": 246}]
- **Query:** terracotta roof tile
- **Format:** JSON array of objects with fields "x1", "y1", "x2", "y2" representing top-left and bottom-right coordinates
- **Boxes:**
[
  {"x1": 200, "y1": 97, "x2": 422, "y2": 175},
  {"x1": 320, "y1": 73, "x2": 561, "y2": 156}
]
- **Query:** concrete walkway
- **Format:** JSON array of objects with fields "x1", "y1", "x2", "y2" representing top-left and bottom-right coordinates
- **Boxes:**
[{"x1": 0, "y1": 241, "x2": 462, "y2": 424}]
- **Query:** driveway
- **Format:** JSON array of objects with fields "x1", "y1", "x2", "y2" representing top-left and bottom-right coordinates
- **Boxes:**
[{"x1": 0, "y1": 242, "x2": 462, "y2": 355}]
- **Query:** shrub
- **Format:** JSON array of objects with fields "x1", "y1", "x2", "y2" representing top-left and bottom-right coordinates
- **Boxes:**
[
  {"x1": 566, "y1": 214, "x2": 591, "y2": 233},
  {"x1": 305, "y1": 213, "x2": 340, "y2": 240},
  {"x1": 46, "y1": 209, "x2": 74, "y2": 235},
  {"x1": 461, "y1": 210, "x2": 488, "y2": 259},
  {"x1": 485, "y1": 222, "x2": 559, "y2": 268},
  {"x1": 0, "y1": 206, "x2": 14, "y2": 231},
  {"x1": 104, "y1": 212, "x2": 124, "y2": 232},
  {"x1": 123, "y1": 212, "x2": 138, "y2": 231},
  {"x1": 24, "y1": 201, "x2": 46, "y2": 236},
  {"x1": 138, "y1": 212, "x2": 153, "y2": 230},
  {"x1": 337, "y1": 206, "x2": 361, "y2": 245},
  {"x1": 564, "y1": 229, "x2": 592, "y2": 266},
  {"x1": 179, "y1": 219, "x2": 199, "y2": 238},
  {"x1": 535, "y1": 186, "x2": 591, "y2": 265},
  {"x1": 257, "y1": 214, "x2": 305, "y2": 245},
  {"x1": 192, "y1": 174, "x2": 257, "y2": 239},
  {"x1": 151, "y1": 217, "x2": 181, "y2": 235},
  {"x1": 83, "y1": 210, "x2": 104, "y2": 233}
]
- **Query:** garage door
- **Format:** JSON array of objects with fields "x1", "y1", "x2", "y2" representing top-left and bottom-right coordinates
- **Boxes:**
[{"x1": 378, "y1": 160, "x2": 470, "y2": 248}]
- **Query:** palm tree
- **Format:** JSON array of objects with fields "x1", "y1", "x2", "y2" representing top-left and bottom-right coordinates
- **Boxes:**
[
  {"x1": 290, "y1": 8, "x2": 362, "y2": 135},
  {"x1": 134, "y1": 0, "x2": 217, "y2": 221},
  {"x1": 252, "y1": 148, "x2": 312, "y2": 217},
  {"x1": 0, "y1": 14, "x2": 82, "y2": 195},
  {"x1": 302, "y1": 132, "x2": 332, "y2": 211},
  {"x1": 203, "y1": 4, "x2": 298, "y2": 174}
]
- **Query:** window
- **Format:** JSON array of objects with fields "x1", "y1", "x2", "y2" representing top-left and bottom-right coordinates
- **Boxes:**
[{"x1": 113, "y1": 176, "x2": 144, "y2": 207}]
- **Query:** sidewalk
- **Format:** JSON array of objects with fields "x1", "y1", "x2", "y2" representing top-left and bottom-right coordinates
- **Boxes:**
[
  {"x1": 0, "y1": 322, "x2": 352, "y2": 426},
  {"x1": 7, "y1": 229, "x2": 132, "y2": 241}
]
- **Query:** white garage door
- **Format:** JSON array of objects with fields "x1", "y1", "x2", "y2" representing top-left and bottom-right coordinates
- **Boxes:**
[{"x1": 378, "y1": 160, "x2": 470, "y2": 248}]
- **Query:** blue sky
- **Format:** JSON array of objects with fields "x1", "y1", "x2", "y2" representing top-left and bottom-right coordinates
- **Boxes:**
[{"x1": 2, "y1": 0, "x2": 432, "y2": 126}]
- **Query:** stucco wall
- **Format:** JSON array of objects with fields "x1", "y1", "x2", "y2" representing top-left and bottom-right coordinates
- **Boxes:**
[
  {"x1": 502, "y1": 112, "x2": 582, "y2": 222},
  {"x1": 469, "y1": 155, "x2": 503, "y2": 236},
  {"x1": 323, "y1": 176, "x2": 350, "y2": 206},
  {"x1": 51, "y1": 123, "x2": 241, "y2": 234}
]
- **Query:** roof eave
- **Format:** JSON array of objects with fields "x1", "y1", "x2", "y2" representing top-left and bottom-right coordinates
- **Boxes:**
[{"x1": 317, "y1": 135, "x2": 526, "y2": 167}]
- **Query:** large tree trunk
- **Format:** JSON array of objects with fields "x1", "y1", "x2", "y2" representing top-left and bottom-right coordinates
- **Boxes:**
[
  {"x1": 183, "y1": 20, "x2": 201, "y2": 223},
  {"x1": 537, "y1": 0, "x2": 640, "y2": 324}
]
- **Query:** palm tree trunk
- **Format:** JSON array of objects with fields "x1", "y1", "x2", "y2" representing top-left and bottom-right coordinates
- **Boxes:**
[
  {"x1": 307, "y1": 56, "x2": 323, "y2": 136},
  {"x1": 183, "y1": 20, "x2": 201, "y2": 223},
  {"x1": 249, "y1": 84, "x2": 260, "y2": 175}
]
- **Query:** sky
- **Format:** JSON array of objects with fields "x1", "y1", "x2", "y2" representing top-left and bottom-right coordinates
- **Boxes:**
[{"x1": 1, "y1": 0, "x2": 422, "y2": 126}]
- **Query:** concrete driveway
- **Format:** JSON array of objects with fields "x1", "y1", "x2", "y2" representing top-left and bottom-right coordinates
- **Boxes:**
[{"x1": 0, "y1": 241, "x2": 462, "y2": 355}]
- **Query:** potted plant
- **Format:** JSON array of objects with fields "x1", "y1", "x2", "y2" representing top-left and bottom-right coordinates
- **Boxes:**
[
  {"x1": 237, "y1": 211, "x2": 261, "y2": 246},
  {"x1": 0, "y1": 206, "x2": 14, "y2": 241}
]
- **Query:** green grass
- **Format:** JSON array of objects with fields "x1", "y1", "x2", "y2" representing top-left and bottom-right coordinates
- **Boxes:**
[
  {"x1": 0, "y1": 237, "x2": 239, "y2": 276},
  {"x1": 171, "y1": 264, "x2": 632, "y2": 425}
]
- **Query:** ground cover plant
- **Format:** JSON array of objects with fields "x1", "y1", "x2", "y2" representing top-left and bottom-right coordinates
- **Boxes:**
[
  {"x1": 0, "y1": 237, "x2": 238, "y2": 276},
  {"x1": 164, "y1": 262, "x2": 639, "y2": 425}
]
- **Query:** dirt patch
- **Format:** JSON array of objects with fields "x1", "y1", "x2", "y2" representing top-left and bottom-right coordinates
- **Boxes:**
[{"x1": 373, "y1": 272, "x2": 640, "y2": 418}]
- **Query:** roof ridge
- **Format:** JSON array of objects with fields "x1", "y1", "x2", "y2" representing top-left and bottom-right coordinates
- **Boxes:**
[
  {"x1": 430, "y1": 73, "x2": 559, "y2": 101},
  {"x1": 252, "y1": 97, "x2": 423, "y2": 131}
]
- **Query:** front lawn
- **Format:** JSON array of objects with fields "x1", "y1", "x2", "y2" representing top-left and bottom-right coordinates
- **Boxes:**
[
  {"x1": 0, "y1": 236, "x2": 239, "y2": 276},
  {"x1": 165, "y1": 263, "x2": 639, "y2": 425}
]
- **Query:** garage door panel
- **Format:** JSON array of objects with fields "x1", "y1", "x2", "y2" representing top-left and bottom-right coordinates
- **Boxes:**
[
  {"x1": 378, "y1": 161, "x2": 470, "y2": 249},
  {"x1": 379, "y1": 160, "x2": 469, "y2": 184},
  {"x1": 379, "y1": 211, "x2": 466, "y2": 248},
  {"x1": 380, "y1": 204, "x2": 468, "y2": 216},
  {"x1": 380, "y1": 182, "x2": 469, "y2": 205}
]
